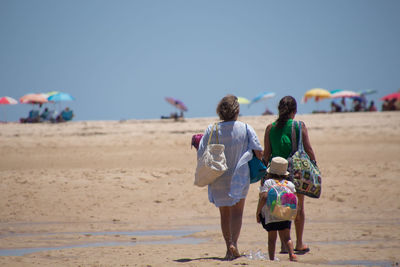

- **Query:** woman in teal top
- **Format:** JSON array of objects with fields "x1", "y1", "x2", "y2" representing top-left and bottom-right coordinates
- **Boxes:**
[{"x1": 263, "y1": 96, "x2": 317, "y2": 254}]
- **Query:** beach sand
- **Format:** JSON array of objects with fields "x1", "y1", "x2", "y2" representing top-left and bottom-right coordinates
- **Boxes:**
[{"x1": 0, "y1": 112, "x2": 399, "y2": 266}]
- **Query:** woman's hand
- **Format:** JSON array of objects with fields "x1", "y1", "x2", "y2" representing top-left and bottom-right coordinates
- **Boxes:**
[
  {"x1": 256, "y1": 212, "x2": 261, "y2": 223},
  {"x1": 254, "y1": 150, "x2": 263, "y2": 160}
]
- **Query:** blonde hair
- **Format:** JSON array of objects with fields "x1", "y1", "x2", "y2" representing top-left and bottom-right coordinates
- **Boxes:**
[{"x1": 216, "y1": 95, "x2": 239, "y2": 121}]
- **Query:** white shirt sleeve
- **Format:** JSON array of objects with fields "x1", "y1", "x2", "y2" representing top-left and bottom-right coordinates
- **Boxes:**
[
  {"x1": 246, "y1": 124, "x2": 263, "y2": 151},
  {"x1": 260, "y1": 179, "x2": 275, "y2": 193},
  {"x1": 286, "y1": 181, "x2": 296, "y2": 193}
]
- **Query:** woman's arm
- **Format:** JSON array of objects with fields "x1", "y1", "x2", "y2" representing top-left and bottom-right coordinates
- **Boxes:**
[
  {"x1": 197, "y1": 126, "x2": 211, "y2": 159},
  {"x1": 301, "y1": 122, "x2": 316, "y2": 162},
  {"x1": 263, "y1": 124, "x2": 272, "y2": 164}
]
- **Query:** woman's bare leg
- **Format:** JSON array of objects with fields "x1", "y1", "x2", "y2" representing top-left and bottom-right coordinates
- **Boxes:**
[
  {"x1": 219, "y1": 198, "x2": 245, "y2": 260},
  {"x1": 219, "y1": 206, "x2": 233, "y2": 260},
  {"x1": 295, "y1": 193, "x2": 308, "y2": 251},
  {"x1": 230, "y1": 199, "x2": 245, "y2": 257}
]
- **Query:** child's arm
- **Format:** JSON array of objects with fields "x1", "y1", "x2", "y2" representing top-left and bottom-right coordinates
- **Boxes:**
[{"x1": 256, "y1": 192, "x2": 268, "y2": 223}]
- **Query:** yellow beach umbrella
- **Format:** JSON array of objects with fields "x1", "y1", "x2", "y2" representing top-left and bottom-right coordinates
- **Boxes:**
[
  {"x1": 303, "y1": 88, "x2": 331, "y2": 103},
  {"x1": 237, "y1": 97, "x2": 251, "y2": 104}
]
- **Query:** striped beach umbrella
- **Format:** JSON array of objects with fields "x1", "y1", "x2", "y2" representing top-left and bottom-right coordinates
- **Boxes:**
[
  {"x1": 0, "y1": 96, "x2": 18, "y2": 105},
  {"x1": 0, "y1": 96, "x2": 18, "y2": 122}
]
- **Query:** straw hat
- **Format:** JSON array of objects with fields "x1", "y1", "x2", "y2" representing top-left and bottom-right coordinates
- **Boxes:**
[{"x1": 267, "y1": 157, "x2": 289, "y2": 176}]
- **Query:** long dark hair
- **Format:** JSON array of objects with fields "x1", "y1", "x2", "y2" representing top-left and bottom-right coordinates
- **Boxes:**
[{"x1": 276, "y1": 96, "x2": 297, "y2": 128}]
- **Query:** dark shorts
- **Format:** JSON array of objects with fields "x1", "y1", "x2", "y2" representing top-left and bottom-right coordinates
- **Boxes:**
[{"x1": 259, "y1": 214, "x2": 292, "y2": 232}]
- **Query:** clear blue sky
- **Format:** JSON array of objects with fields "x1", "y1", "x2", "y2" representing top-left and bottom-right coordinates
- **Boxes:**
[{"x1": 1, "y1": 0, "x2": 399, "y2": 121}]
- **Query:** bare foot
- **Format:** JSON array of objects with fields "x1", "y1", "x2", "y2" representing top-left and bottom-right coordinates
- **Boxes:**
[
  {"x1": 229, "y1": 245, "x2": 241, "y2": 259},
  {"x1": 224, "y1": 250, "x2": 233, "y2": 261},
  {"x1": 290, "y1": 254, "x2": 298, "y2": 262}
]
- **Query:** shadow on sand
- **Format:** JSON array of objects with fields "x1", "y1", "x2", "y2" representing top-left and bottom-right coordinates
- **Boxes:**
[{"x1": 174, "y1": 256, "x2": 227, "y2": 263}]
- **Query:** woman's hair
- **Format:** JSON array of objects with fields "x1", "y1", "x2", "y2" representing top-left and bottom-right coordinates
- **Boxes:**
[
  {"x1": 216, "y1": 95, "x2": 240, "y2": 121},
  {"x1": 276, "y1": 96, "x2": 297, "y2": 128}
]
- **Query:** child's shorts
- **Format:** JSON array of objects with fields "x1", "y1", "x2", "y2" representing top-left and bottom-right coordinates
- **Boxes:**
[{"x1": 259, "y1": 214, "x2": 291, "y2": 232}]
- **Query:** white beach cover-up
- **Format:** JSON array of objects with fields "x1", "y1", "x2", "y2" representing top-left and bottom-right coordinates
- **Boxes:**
[{"x1": 197, "y1": 121, "x2": 262, "y2": 207}]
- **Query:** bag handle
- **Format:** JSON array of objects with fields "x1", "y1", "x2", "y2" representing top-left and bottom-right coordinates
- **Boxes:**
[
  {"x1": 208, "y1": 123, "x2": 219, "y2": 145},
  {"x1": 291, "y1": 120, "x2": 305, "y2": 153},
  {"x1": 291, "y1": 121, "x2": 297, "y2": 154},
  {"x1": 297, "y1": 121, "x2": 305, "y2": 152}
]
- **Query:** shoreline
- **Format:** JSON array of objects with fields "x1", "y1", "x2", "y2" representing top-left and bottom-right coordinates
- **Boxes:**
[{"x1": 2, "y1": 110, "x2": 397, "y2": 123}]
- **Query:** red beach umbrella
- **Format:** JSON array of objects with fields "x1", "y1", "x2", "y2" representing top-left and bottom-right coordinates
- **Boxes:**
[{"x1": 380, "y1": 92, "x2": 400, "y2": 101}]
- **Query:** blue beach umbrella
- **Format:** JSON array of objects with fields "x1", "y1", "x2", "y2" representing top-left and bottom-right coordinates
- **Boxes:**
[
  {"x1": 250, "y1": 92, "x2": 276, "y2": 105},
  {"x1": 48, "y1": 92, "x2": 74, "y2": 102},
  {"x1": 330, "y1": 90, "x2": 360, "y2": 98},
  {"x1": 330, "y1": 89, "x2": 343, "y2": 94},
  {"x1": 358, "y1": 89, "x2": 377, "y2": 96}
]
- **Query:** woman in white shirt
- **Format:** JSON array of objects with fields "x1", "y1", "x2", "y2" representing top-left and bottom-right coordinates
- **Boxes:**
[{"x1": 197, "y1": 95, "x2": 263, "y2": 260}]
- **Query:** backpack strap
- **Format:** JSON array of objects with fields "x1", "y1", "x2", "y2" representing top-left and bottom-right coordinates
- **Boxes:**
[{"x1": 274, "y1": 179, "x2": 288, "y2": 187}]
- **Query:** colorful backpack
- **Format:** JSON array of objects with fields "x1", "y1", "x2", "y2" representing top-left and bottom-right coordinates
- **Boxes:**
[{"x1": 266, "y1": 180, "x2": 297, "y2": 221}]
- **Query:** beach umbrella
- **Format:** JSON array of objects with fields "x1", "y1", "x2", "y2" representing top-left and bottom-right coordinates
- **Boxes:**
[
  {"x1": 20, "y1": 93, "x2": 49, "y2": 104},
  {"x1": 330, "y1": 90, "x2": 360, "y2": 98},
  {"x1": 380, "y1": 92, "x2": 400, "y2": 101},
  {"x1": 41, "y1": 91, "x2": 60, "y2": 100},
  {"x1": 45, "y1": 91, "x2": 60, "y2": 96},
  {"x1": 250, "y1": 92, "x2": 276, "y2": 105},
  {"x1": 0, "y1": 96, "x2": 18, "y2": 105},
  {"x1": 0, "y1": 96, "x2": 18, "y2": 122},
  {"x1": 330, "y1": 89, "x2": 343, "y2": 94},
  {"x1": 48, "y1": 92, "x2": 74, "y2": 102},
  {"x1": 358, "y1": 89, "x2": 377, "y2": 96},
  {"x1": 165, "y1": 97, "x2": 188, "y2": 112},
  {"x1": 237, "y1": 97, "x2": 251, "y2": 105},
  {"x1": 302, "y1": 88, "x2": 331, "y2": 103}
]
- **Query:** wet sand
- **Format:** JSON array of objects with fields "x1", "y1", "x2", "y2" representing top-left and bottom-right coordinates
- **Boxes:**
[{"x1": 0, "y1": 112, "x2": 399, "y2": 266}]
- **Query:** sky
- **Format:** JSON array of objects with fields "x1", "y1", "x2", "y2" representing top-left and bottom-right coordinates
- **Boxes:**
[{"x1": 1, "y1": 0, "x2": 399, "y2": 122}]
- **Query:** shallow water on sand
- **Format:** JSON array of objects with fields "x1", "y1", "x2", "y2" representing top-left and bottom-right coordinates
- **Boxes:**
[
  {"x1": 328, "y1": 260, "x2": 396, "y2": 267},
  {"x1": 0, "y1": 227, "x2": 207, "y2": 256}
]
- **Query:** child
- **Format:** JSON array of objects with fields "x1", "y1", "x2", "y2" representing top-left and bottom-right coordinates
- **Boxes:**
[{"x1": 256, "y1": 157, "x2": 297, "y2": 262}]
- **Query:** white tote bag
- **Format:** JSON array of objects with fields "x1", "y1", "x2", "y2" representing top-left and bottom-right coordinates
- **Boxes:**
[{"x1": 194, "y1": 123, "x2": 228, "y2": 187}]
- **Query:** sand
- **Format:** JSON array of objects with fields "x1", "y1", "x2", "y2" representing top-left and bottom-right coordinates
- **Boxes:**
[{"x1": 0, "y1": 112, "x2": 399, "y2": 267}]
